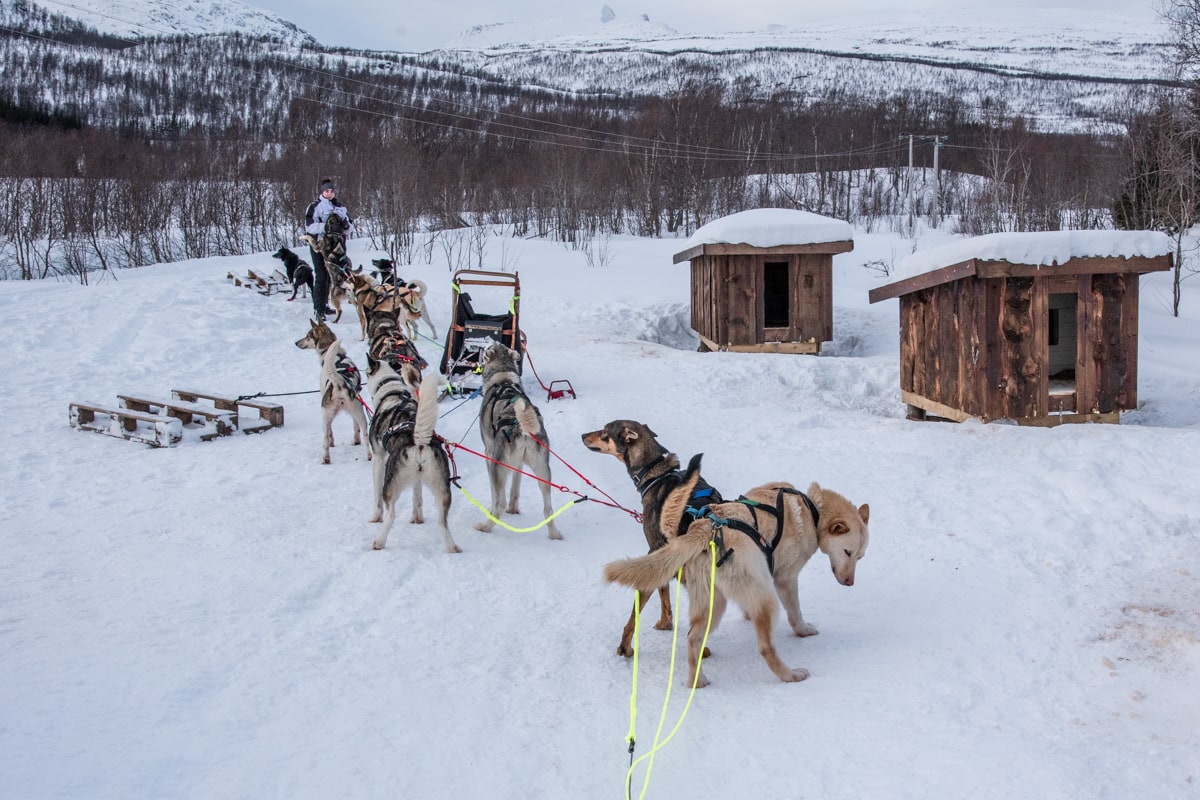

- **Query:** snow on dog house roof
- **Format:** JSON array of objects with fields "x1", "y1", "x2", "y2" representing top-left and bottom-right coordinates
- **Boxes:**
[
  {"x1": 869, "y1": 229, "x2": 1173, "y2": 303},
  {"x1": 672, "y1": 208, "x2": 854, "y2": 263}
]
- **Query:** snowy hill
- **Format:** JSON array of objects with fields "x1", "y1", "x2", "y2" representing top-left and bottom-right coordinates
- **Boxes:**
[
  {"x1": 426, "y1": 6, "x2": 1174, "y2": 134},
  {"x1": 4, "y1": 0, "x2": 316, "y2": 44},
  {"x1": 444, "y1": 6, "x2": 1169, "y2": 85}
]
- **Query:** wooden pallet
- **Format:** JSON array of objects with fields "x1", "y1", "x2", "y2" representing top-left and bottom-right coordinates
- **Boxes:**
[
  {"x1": 69, "y1": 403, "x2": 184, "y2": 448},
  {"x1": 69, "y1": 389, "x2": 284, "y2": 446},
  {"x1": 170, "y1": 389, "x2": 284, "y2": 433},
  {"x1": 226, "y1": 270, "x2": 286, "y2": 296}
]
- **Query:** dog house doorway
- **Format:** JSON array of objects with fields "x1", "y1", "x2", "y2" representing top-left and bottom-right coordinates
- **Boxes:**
[
  {"x1": 1048, "y1": 291, "x2": 1078, "y2": 410},
  {"x1": 763, "y1": 261, "x2": 790, "y2": 336}
]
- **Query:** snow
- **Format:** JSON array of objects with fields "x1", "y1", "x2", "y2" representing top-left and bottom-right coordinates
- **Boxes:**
[
  {"x1": 2, "y1": 225, "x2": 1199, "y2": 798},
  {"x1": 679, "y1": 208, "x2": 854, "y2": 251},
  {"x1": 895, "y1": 229, "x2": 1177, "y2": 279}
]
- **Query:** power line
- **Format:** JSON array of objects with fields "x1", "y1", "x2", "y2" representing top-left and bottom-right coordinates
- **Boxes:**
[{"x1": 6, "y1": 2, "x2": 928, "y2": 165}]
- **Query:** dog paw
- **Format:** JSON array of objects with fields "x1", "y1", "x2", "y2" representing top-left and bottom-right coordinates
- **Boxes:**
[
  {"x1": 784, "y1": 668, "x2": 811, "y2": 683},
  {"x1": 616, "y1": 643, "x2": 634, "y2": 658},
  {"x1": 368, "y1": 514, "x2": 381, "y2": 523},
  {"x1": 690, "y1": 671, "x2": 710, "y2": 689},
  {"x1": 653, "y1": 619, "x2": 672, "y2": 631},
  {"x1": 371, "y1": 541, "x2": 385, "y2": 550},
  {"x1": 547, "y1": 529, "x2": 563, "y2": 540},
  {"x1": 409, "y1": 516, "x2": 424, "y2": 525},
  {"x1": 446, "y1": 545, "x2": 462, "y2": 554},
  {"x1": 505, "y1": 505, "x2": 521, "y2": 515},
  {"x1": 322, "y1": 456, "x2": 331, "y2": 465},
  {"x1": 793, "y1": 623, "x2": 819, "y2": 637},
  {"x1": 473, "y1": 521, "x2": 493, "y2": 532}
]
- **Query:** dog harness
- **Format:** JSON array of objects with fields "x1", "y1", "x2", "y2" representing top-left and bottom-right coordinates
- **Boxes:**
[
  {"x1": 377, "y1": 390, "x2": 418, "y2": 450},
  {"x1": 687, "y1": 488, "x2": 820, "y2": 574},
  {"x1": 334, "y1": 353, "x2": 362, "y2": 397},
  {"x1": 633, "y1": 455, "x2": 725, "y2": 533},
  {"x1": 487, "y1": 383, "x2": 528, "y2": 442}
]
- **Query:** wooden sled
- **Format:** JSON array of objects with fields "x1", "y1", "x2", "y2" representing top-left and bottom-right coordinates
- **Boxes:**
[{"x1": 69, "y1": 389, "x2": 284, "y2": 447}]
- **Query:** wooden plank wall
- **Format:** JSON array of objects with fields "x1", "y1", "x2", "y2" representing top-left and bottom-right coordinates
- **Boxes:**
[
  {"x1": 793, "y1": 254, "x2": 833, "y2": 343},
  {"x1": 899, "y1": 268, "x2": 1145, "y2": 422},
  {"x1": 725, "y1": 254, "x2": 758, "y2": 346},
  {"x1": 1089, "y1": 272, "x2": 1134, "y2": 413},
  {"x1": 691, "y1": 259, "x2": 715, "y2": 343},
  {"x1": 996, "y1": 277, "x2": 1043, "y2": 420}
]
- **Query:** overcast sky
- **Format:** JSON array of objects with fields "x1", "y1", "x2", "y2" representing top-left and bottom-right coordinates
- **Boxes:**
[{"x1": 249, "y1": 0, "x2": 1159, "y2": 52}]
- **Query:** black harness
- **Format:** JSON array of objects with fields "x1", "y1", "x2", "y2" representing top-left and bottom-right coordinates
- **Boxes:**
[
  {"x1": 633, "y1": 455, "x2": 724, "y2": 532},
  {"x1": 486, "y1": 382, "x2": 527, "y2": 442},
  {"x1": 688, "y1": 487, "x2": 820, "y2": 575},
  {"x1": 334, "y1": 352, "x2": 362, "y2": 397},
  {"x1": 374, "y1": 382, "x2": 418, "y2": 450}
]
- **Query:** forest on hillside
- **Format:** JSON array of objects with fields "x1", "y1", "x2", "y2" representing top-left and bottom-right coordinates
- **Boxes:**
[{"x1": 0, "y1": 3, "x2": 1187, "y2": 284}]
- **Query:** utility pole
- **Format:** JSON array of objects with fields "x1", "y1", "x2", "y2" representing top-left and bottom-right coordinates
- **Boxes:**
[
  {"x1": 931, "y1": 135, "x2": 948, "y2": 229},
  {"x1": 898, "y1": 133, "x2": 916, "y2": 235}
]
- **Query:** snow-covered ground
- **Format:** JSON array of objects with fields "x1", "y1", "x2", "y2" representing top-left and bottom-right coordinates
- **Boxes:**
[{"x1": 2, "y1": 222, "x2": 1198, "y2": 798}]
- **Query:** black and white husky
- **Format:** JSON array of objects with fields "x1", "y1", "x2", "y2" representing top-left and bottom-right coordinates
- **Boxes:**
[
  {"x1": 367, "y1": 361, "x2": 461, "y2": 554},
  {"x1": 473, "y1": 343, "x2": 563, "y2": 540}
]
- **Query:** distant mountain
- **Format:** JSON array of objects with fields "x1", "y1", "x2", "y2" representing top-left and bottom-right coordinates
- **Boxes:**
[
  {"x1": 423, "y1": 6, "x2": 1175, "y2": 135},
  {"x1": 449, "y1": 5, "x2": 677, "y2": 49},
  {"x1": 1, "y1": 0, "x2": 315, "y2": 45},
  {"x1": 441, "y1": 7, "x2": 1170, "y2": 83}
]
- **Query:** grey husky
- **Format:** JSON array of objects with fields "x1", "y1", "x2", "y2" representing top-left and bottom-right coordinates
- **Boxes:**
[
  {"x1": 473, "y1": 343, "x2": 563, "y2": 540},
  {"x1": 366, "y1": 361, "x2": 460, "y2": 554}
]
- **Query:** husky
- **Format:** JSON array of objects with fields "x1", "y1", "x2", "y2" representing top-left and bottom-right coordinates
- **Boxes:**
[
  {"x1": 271, "y1": 246, "x2": 314, "y2": 302},
  {"x1": 473, "y1": 343, "x2": 563, "y2": 540},
  {"x1": 347, "y1": 271, "x2": 436, "y2": 344},
  {"x1": 365, "y1": 310, "x2": 428, "y2": 375},
  {"x1": 366, "y1": 361, "x2": 460, "y2": 554},
  {"x1": 604, "y1": 456, "x2": 869, "y2": 687},
  {"x1": 581, "y1": 420, "x2": 724, "y2": 657},
  {"x1": 294, "y1": 319, "x2": 370, "y2": 465}
]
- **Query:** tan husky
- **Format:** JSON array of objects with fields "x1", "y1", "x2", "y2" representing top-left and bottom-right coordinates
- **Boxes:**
[
  {"x1": 603, "y1": 456, "x2": 869, "y2": 687},
  {"x1": 294, "y1": 319, "x2": 370, "y2": 465}
]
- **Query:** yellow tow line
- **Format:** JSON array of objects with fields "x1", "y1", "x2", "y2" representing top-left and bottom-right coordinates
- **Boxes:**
[
  {"x1": 624, "y1": 541, "x2": 718, "y2": 799},
  {"x1": 456, "y1": 484, "x2": 579, "y2": 533}
]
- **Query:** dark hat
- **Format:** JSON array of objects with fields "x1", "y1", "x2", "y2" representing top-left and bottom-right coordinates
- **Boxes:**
[{"x1": 319, "y1": 179, "x2": 336, "y2": 193}]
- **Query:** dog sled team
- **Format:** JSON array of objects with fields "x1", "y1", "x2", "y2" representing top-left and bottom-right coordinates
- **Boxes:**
[{"x1": 286, "y1": 178, "x2": 871, "y2": 688}]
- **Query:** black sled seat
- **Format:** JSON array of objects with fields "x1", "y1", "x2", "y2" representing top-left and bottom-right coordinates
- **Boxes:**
[{"x1": 439, "y1": 270, "x2": 522, "y2": 392}]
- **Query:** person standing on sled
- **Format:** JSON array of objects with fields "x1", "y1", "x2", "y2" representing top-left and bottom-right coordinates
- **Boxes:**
[{"x1": 303, "y1": 178, "x2": 353, "y2": 322}]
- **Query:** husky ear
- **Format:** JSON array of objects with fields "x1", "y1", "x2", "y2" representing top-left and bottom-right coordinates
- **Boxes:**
[
  {"x1": 401, "y1": 362, "x2": 422, "y2": 389},
  {"x1": 858, "y1": 503, "x2": 870, "y2": 524},
  {"x1": 807, "y1": 482, "x2": 823, "y2": 505},
  {"x1": 618, "y1": 423, "x2": 639, "y2": 444}
]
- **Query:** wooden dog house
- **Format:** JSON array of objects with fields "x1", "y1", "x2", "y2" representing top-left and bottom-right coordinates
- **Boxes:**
[
  {"x1": 867, "y1": 230, "x2": 1173, "y2": 425},
  {"x1": 673, "y1": 209, "x2": 854, "y2": 354}
]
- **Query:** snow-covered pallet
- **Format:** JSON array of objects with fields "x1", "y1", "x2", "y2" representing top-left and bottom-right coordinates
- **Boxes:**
[
  {"x1": 68, "y1": 390, "x2": 284, "y2": 447},
  {"x1": 69, "y1": 403, "x2": 184, "y2": 448},
  {"x1": 170, "y1": 389, "x2": 284, "y2": 434}
]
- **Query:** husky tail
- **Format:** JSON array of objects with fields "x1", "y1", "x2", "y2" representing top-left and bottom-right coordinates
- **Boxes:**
[
  {"x1": 514, "y1": 398, "x2": 542, "y2": 438},
  {"x1": 657, "y1": 453, "x2": 703, "y2": 539},
  {"x1": 413, "y1": 372, "x2": 442, "y2": 446},
  {"x1": 603, "y1": 524, "x2": 711, "y2": 592}
]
